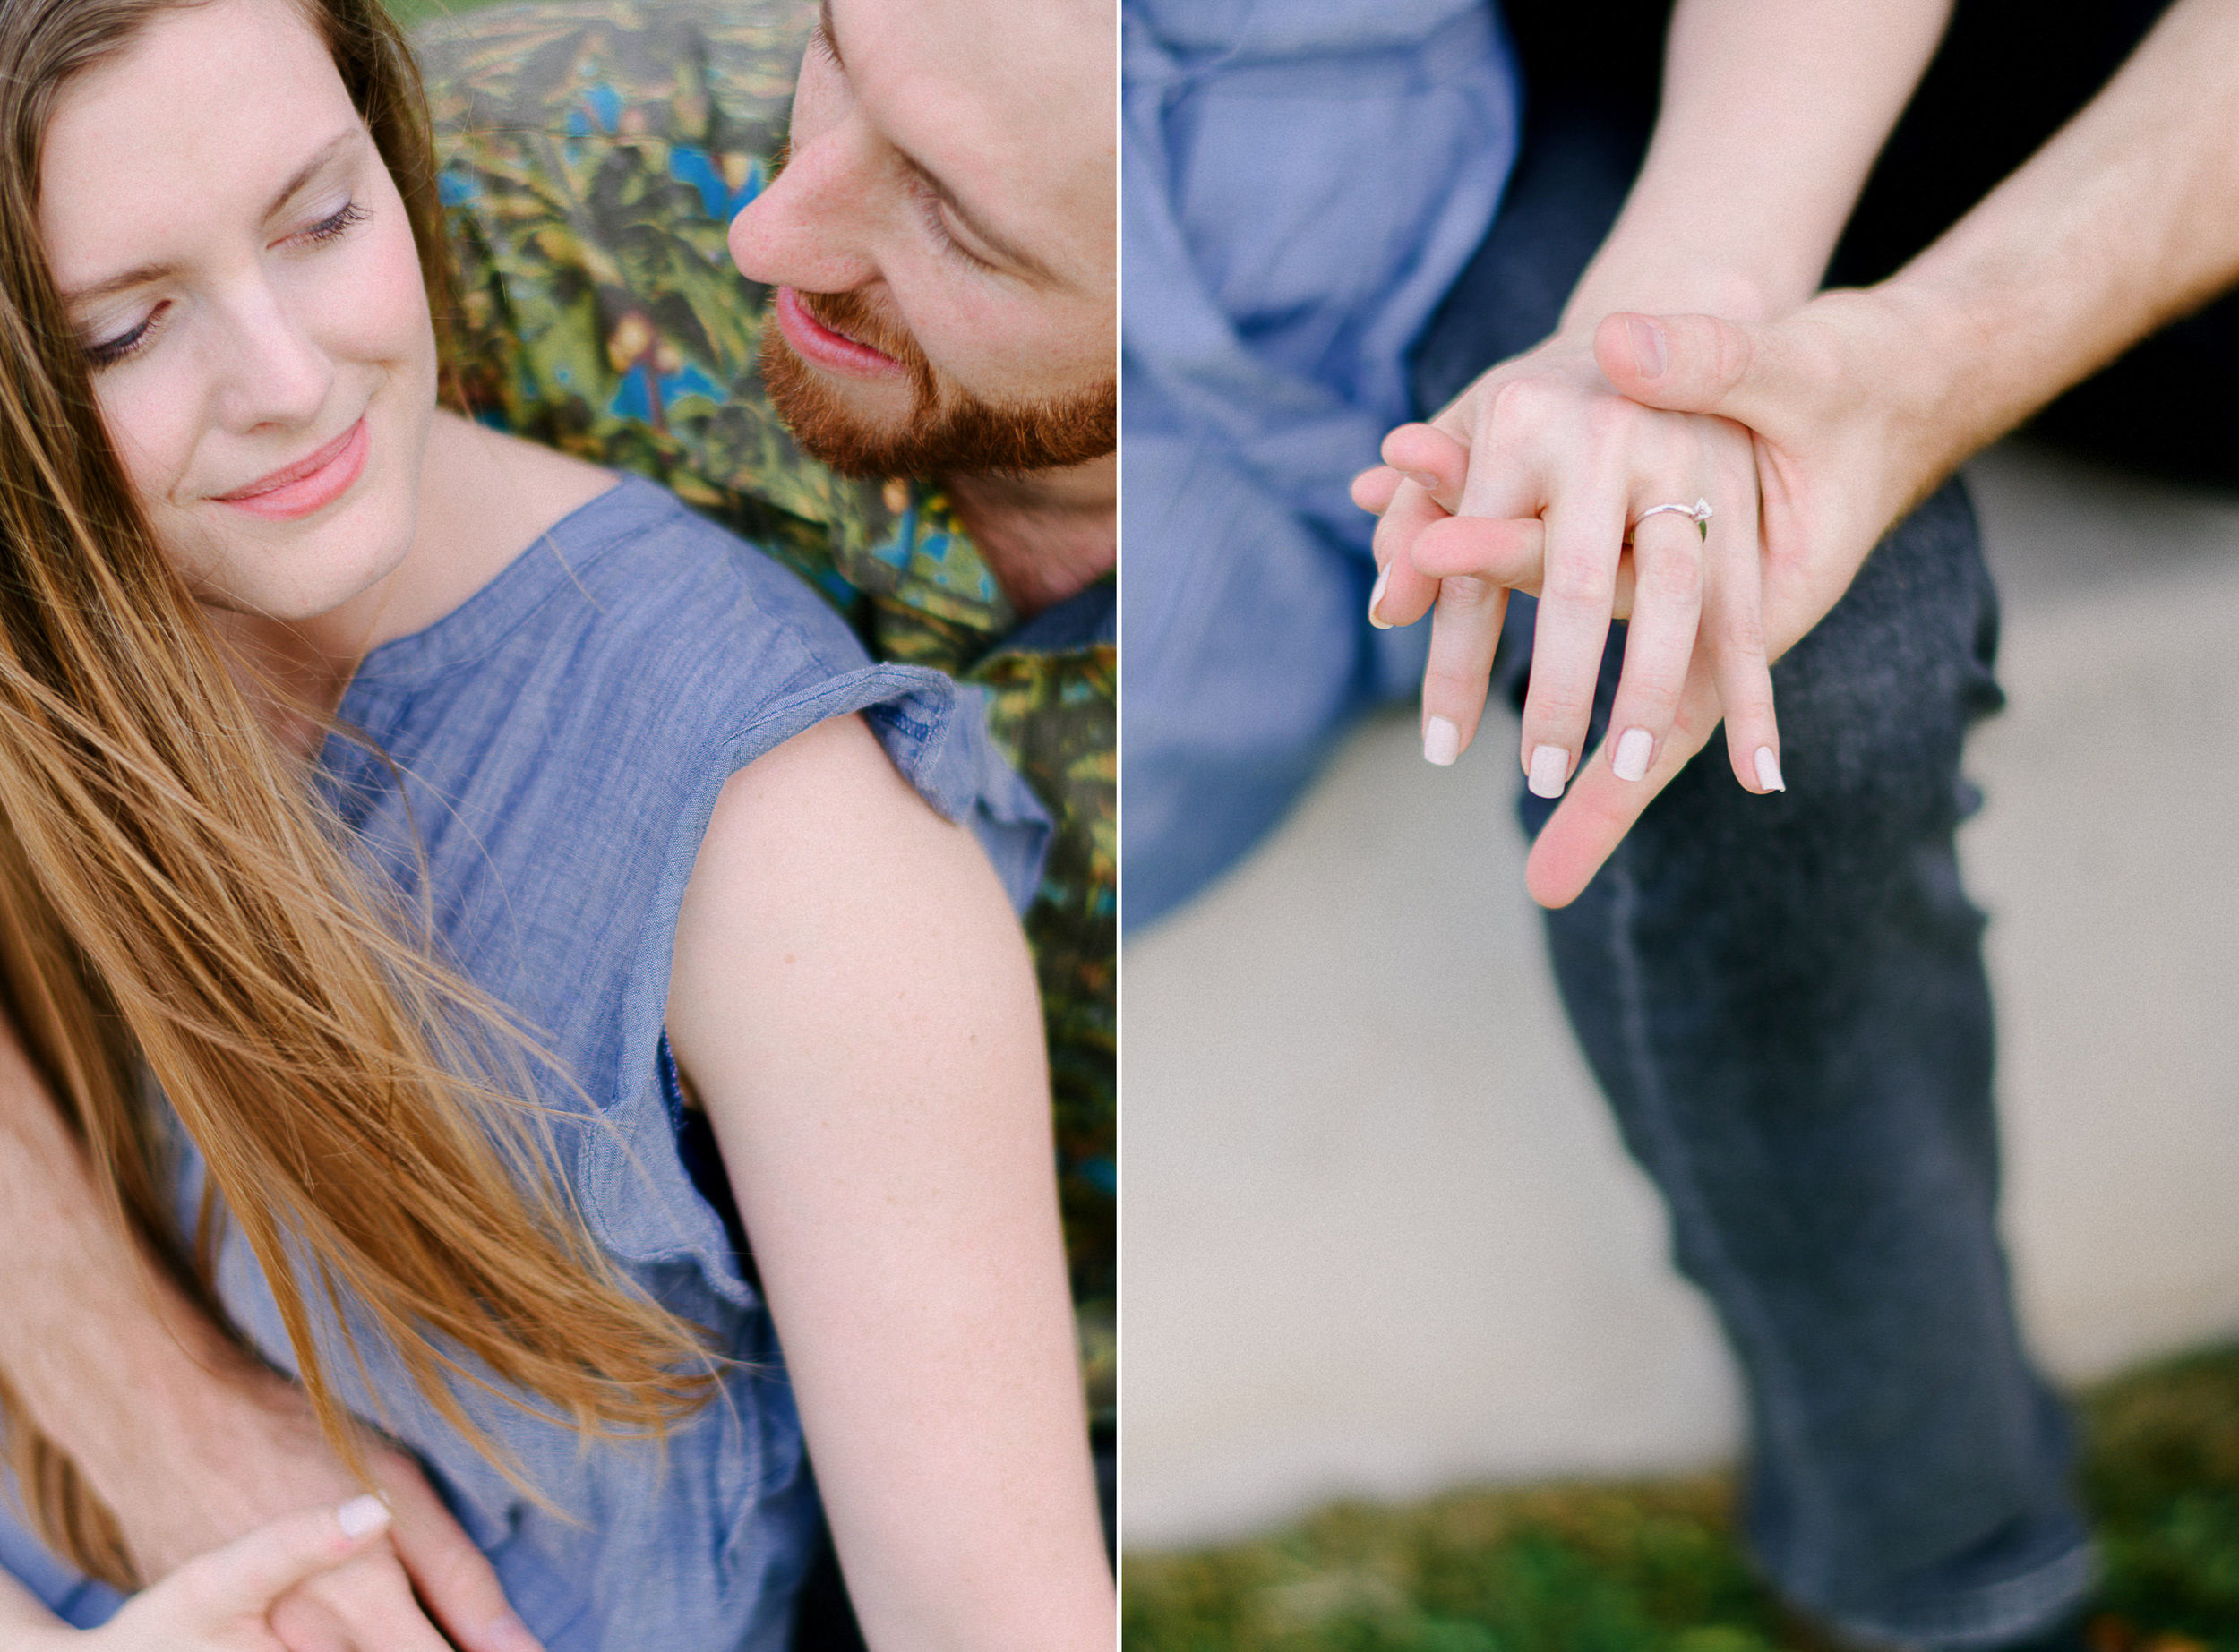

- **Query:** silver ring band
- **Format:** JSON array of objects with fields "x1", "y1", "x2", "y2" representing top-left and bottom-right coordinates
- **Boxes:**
[{"x1": 1633, "y1": 497, "x2": 1713, "y2": 542}]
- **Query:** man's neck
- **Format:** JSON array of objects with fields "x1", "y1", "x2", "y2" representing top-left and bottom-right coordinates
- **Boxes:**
[{"x1": 939, "y1": 454, "x2": 1115, "y2": 620}]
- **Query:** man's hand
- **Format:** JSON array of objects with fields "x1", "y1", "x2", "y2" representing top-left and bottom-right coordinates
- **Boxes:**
[
  {"x1": 108, "y1": 1374, "x2": 541, "y2": 1652},
  {"x1": 0, "y1": 1019, "x2": 540, "y2": 1652}
]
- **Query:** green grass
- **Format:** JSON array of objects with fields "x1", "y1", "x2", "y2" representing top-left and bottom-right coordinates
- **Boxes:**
[{"x1": 1124, "y1": 1345, "x2": 2239, "y2": 1652}]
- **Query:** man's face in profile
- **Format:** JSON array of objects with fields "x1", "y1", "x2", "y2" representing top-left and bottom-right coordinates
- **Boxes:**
[{"x1": 727, "y1": 0, "x2": 1114, "y2": 480}]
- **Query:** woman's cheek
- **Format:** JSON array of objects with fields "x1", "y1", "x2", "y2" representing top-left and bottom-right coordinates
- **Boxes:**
[
  {"x1": 331, "y1": 212, "x2": 434, "y2": 378},
  {"x1": 96, "y1": 373, "x2": 201, "y2": 519}
]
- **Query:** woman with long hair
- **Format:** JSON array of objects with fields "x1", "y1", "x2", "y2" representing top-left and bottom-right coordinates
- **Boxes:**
[{"x1": 0, "y1": 0, "x2": 1112, "y2": 1643}]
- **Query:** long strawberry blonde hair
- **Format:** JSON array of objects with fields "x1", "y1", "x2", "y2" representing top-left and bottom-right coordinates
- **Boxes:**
[{"x1": 0, "y1": 0, "x2": 716, "y2": 1586}]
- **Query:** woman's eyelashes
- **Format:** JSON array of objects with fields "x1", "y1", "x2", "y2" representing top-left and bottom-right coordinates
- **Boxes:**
[
  {"x1": 85, "y1": 305, "x2": 160, "y2": 370},
  {"x1": 298, "y1": 199, "x2": 368, "y2": 246},
  {"x1": 81, "y1": 199, "x2": 369, "y2": 371}
]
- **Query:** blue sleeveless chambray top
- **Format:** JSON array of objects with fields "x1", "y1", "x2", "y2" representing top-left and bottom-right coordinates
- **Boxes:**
[{"x1": 0, "y1": 475, "x2": 1049, "y2": 1648}]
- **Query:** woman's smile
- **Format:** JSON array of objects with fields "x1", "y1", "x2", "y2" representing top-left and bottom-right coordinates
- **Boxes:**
[{"x1": 211, "y1": 415, "x2": 367, "y2": 519}]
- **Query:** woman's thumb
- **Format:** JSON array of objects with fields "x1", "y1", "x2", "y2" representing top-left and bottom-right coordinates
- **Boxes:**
[{"x1": 164, "y1": 1497, "x2": 390, "y2": 1622}]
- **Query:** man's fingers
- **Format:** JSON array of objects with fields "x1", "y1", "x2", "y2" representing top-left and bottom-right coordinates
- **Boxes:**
[
  {"x1": 1378, "y1": 423, "x2": 1470, "y2": 511},
  {"x1": 1593, "y1": 311, "x2": 1783, "y2": 434},
  {"x1": 1419, "y1": 578, "x2": 1507, "y2": 765},
  {"x1": 163, "y1": 1499, "x2": 390, "y2": 1626},
  {"x1": 389, "y1": 1487, "x2": 545, "y2": 1652},
  {"x1": 1351, "y1": 464, "x2": 1403, "y2": 517},
  {"x1": 1408, "y1": 513, "x2": 1542, "y2": 585},
  {"x1": 1525, "y1": 667, "x2": 1722, "y2": 909}
]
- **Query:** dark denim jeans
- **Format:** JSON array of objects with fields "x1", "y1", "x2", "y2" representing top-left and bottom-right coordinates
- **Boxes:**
[{"x1": 1410, "y1": 102, "x2": 2094, "y2": 1648}]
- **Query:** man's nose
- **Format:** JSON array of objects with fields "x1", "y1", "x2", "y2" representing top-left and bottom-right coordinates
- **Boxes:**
[{"x1": 727, "y1": 122, "x2": 881, "y2": 294}]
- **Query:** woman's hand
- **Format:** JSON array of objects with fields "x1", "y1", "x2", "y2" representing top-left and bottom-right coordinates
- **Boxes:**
[
  {"x1": 1356, "y1": 330, "x2": 1782, "y2": 800},
  {"x1": 0, "y1": 1500, "x2": 392, "y2": 1651}
]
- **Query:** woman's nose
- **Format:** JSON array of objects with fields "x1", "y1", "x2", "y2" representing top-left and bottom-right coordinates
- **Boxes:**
[{"x1": 210, "y1": 279, "x2": 333, "y2": 433}]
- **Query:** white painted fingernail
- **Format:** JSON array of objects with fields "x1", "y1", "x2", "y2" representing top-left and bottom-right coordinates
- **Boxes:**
[
  {"x1": 1423, "y1": 716, "x2": 1461, "y2": 766},
  {"x1": 1368, "y1": 563, "x2": 1393, "y2": 629},
  {"x1": 1755, "y1": 747, "x2": 1785, "y2": 792},
  {"x1": 336, "y1": 1494, "x2": 390, "y2": 1539},
  {"x1": 1527, "y1": 744, "x2": 1569, "y2": 799},
  {"x1": 1612, "y1": 727, "x2": 1652, "y2": 783}
]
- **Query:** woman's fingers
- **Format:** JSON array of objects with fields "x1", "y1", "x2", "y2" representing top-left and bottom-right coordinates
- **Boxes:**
[
  {"x1": 1518, "y1": 489, "x2": 1628, "y2": 798},
  {"x1": 154, "y1": 1500, "x2": 390, "y2": 1631},
  {"x1": 1698, "y1": 459, "x2": 1782, "y2": 793},
  {"x1": 1408, "y1": 512, "x2": 1541, "y2": 586},
  {"x1": 1419, "y1": 576, "x2": 1507, "y2": 764},
  {"x1": 272, "y1": 1560, "x2": 459, "y2": 1652},
  {"x1": 1367, "y1": 479, "x2": 1448, "y2": 629},
  {"x1": 1600, "y1": 508, "x2": 1704, "y2": 785}
]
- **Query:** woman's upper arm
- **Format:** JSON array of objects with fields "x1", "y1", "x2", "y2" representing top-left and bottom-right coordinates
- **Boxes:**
[{"x1": 665, "y1": 712, "x2": 1110, "y2": 1652}]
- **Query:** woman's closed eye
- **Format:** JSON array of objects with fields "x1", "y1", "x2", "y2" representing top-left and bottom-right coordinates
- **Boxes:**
[
  {"x1": 82, "y1": 200, "x2": 368, "y2": 371},
  {"x1": 296, "y1": 199, "x2": 367, "y2": 247},
  {"x1": 85, "y1": 304, "x2": 161, "y2": 370}
]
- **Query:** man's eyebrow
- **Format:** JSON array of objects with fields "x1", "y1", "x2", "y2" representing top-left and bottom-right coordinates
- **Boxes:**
[
  {"x1": 60, "y1": 129, "x2": 358, "y2": 304},
  {"x1": 810, "y1": 0, "x2": 1048, "y2": 282}
]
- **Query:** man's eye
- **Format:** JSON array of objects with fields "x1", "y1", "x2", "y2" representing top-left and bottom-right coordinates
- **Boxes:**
[{"x1": 911, "y1": 181, "x2": 994, "y2": 271}]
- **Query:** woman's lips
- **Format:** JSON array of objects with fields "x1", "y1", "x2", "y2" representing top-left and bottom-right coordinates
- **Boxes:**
[
  {"x1": 774, "y1": 286, "x2": 904, "y2": 378},
  {"x1": 214, "y1": 418, "x2": 368, "y2": 521}
]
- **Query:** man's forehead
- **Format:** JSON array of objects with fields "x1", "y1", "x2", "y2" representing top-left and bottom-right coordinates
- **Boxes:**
[{"x1": 822, "y1": 0, "x2": 1110, "y2": 174}]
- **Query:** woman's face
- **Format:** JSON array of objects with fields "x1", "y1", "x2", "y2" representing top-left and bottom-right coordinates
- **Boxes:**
[{"x1": 39, "y1": 0, "x2": 436, "y2": 626}]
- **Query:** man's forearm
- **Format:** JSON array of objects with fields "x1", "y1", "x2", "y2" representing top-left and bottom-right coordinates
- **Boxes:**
[
  {"x1": 1873, "y1": 0, "x2": 2239, "y2": 481},
  {"x1": 1561, "y1": 0, "x2": 1952, "y2": 330},
  {"x1": 0, "y1": 1023, "x2": 260, "y2": 1524}
]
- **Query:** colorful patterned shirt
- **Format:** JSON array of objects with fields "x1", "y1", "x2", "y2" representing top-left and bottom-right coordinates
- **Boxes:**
[{"x1": 416, "y1": 0, "x2": 1115, "y2": 1408}]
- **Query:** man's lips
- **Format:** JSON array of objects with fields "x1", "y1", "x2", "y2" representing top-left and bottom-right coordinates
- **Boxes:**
[
  {"x1": 773, "y1": 286, "x2": 904, "y2": 378},
  {"x1": 214, "y1": 419, "x2": 369, "y2": 521}
]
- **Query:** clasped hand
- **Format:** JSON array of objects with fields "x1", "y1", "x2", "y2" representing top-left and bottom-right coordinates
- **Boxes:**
[{"x1": 1356, "y1": 292, "x2": 1943, "y2": 908}]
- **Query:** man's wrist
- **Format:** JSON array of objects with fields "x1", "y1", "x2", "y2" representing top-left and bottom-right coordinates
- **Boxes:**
[{"x1": 15, "y1": 1297, "x2": 275, "y2": 1521}]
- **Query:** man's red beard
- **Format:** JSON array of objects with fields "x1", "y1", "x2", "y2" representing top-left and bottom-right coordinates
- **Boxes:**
[{"x1": 760, "y1": 287, "x2": 1115, "y2": 480}]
